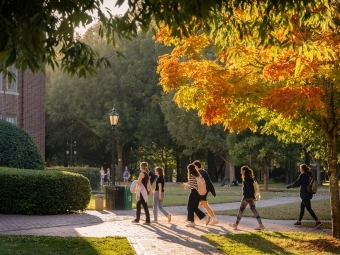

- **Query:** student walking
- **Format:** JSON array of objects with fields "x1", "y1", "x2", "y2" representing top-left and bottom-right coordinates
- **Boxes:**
[
  {"x1": 153, "y1": 166, "x2": 172, "y2": 223},
  {"x1": 185, "y1": 163, "x2": 210, "y2": 227},
  {"x1": 229, "y1": 165, "x2": 265, "y2": 230},
  {"x1": 132, "y1": 162, "x2": 153, "y2": 225},
  {"x1": 193, "y1": 160, "x2": 218, "y2": 225},
  {"x1": 287, "y1": 164, "x2": 322, "y2": 228},
  {"x1": 100, "y1": 167, "x2": 105, "y2": 189}
]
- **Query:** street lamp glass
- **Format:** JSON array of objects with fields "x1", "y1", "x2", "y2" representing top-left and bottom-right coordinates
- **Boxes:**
[
  {"x1": 109, "y1": 108, "x2": 119, "y2": 127},
  {"x1": 66, "y1": 150, "x2": 69, "y2": 154}
]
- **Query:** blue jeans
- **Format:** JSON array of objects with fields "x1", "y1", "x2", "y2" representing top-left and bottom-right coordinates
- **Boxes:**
[{"x1": 153, "y1": 191, "x2": 169, "y2": 221}]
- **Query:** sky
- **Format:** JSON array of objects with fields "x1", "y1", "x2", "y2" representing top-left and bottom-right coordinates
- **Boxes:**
[{"x1": 76, "y1": 0, "x2": 129, "y2": 35}]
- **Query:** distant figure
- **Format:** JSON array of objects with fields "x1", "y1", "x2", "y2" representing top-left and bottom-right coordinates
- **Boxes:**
[
  {"x1": 287, "y1": 164, "x2": 322, "y2": 228},
  {"x1": 106, "y1": 168, "x2": 111, "y2": 185},
  {"x1": 232, "y1": 180, "x2": 239, "y2": 186},
  {"x1": 149, "y1": 170, "x2": 157, "y2": 185},
  {"x1": 123, "y1": 166, "x2": 130, "y2": 184},
  {"x1": 229, "y1": 165, "x2": 265, "y2": 230},
  {"x1": 100, "y1": 167, "x2": 105, "y2": 187}
]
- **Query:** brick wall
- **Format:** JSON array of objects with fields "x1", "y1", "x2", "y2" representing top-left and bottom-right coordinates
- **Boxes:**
[{"x1": 0, "y1": 70, "x2": 45, "y2": 159}]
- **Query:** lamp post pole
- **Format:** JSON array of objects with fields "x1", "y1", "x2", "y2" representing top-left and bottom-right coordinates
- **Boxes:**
[{"x1": 109, "y1": 108, "x2": 119, "y2": 186}]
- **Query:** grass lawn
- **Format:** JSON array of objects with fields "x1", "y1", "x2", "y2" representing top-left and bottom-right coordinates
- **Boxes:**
[
  {"x1": 216, "y1": 199, "x2": 332, "y2": 229},
  {"x1": 203, "y1": 231, "x2": 340, "y2": 255},
  {"x1": 0, "y1": 235, "x2": 134, "y2": 255},
  {"x1": 87, "y1": 182, "x2": 330, "y2": 210}
]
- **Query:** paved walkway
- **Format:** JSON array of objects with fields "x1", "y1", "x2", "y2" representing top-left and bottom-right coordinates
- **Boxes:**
[{"x1": 0, "y1": 195, "x2": 331, "y2": 255}]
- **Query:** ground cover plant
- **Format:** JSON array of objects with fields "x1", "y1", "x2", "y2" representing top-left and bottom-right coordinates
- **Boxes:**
[
  {"x1": 0, "y1": 235, "x2": 134, "y2": 255},
  {"x1": 203, "y1": 231, "x2": 340, "y2": 255}
]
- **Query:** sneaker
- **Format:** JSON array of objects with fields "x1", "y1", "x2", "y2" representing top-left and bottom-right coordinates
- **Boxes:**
[
  {"x1": 205, "y1": 215, "x2": 211, "y2": 226},
  {"x1": 186, "y1": 222, "x2": 195, "y2": 227},
  {"x1": 143, "y1": 222, "x2": 151, "y2": 225},
  {"x1": 131, "y1": 219, "x2": 139, "y2": 223},
  {"x1": 152, "y1": 220, "x2": 158, "y2": 223},
  {"x1": 315, "y1": 221, "x2": 322, "y2": 229},
  {"x1": 294, "y1": 221, "x2": 302, "y2": 227},
  {"x1": 210, "y1": 218, "x2": 219, "y2": 225},
  {"x1": 255, "y1": 225, "x2": 265, "y2": 230},
  {"x1": 229, "y1": 223, "x2": 238, "y2": 230},
  {"x1": 167, "y1": 214, "x2": 172, "y2": 223}
]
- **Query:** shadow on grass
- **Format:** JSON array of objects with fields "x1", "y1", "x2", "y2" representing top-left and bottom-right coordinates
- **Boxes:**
[{"x1": 203, "y1": 232, "x2": 295, "y2": 255}]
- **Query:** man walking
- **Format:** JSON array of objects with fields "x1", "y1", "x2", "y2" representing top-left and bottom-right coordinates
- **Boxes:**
[{"x1": 193, "y1": 160, "x2": 219, "y2": 225}]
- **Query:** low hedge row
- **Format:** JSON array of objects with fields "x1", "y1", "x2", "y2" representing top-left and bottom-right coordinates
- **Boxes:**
[
  {"x1": 0, "y1": 167, "x2": 91, "y2": 215},
  {"x1": 47, "y1": 167, "x2": 101, "y2": 191}
]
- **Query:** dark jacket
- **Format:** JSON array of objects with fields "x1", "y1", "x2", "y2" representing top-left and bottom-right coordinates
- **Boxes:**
[
  {"x1": 198, "y1": 169, "x2": 216, "y2": 197},
  {"x1": 287, "y1": 171, "x2": 313, "y2": 200},
  {"x1": 242, "y1": 175, "x2": 255, "y2": 199}
]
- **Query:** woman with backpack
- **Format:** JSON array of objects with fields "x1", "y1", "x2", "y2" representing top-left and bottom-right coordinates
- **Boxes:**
[
  {"x1": 287, "y1": 164, "x2": 322, "y2": 228},
  {"x1": 184, "y1": 163, "x2": 210, "y2": 227},
  {"x1": 132, "y1": 162, "x2": 153, "y2": 225},
  {"x1": 229, "y1": 165, "x2": 265, "y2": 230}
]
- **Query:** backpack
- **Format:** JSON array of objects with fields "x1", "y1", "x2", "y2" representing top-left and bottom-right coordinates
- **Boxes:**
[
  {"x1": 306, "y1": 176, "x2": 318, "y2": 194},
  {"x1": 253, "y1": 180, "x2": 261, "y2": 201},
  {"x1": 195, "y1": 176, "x2": 207, "y2": 195},
  {"x1": 130, "y1": 180, "x2": 138, "y2": 193}
]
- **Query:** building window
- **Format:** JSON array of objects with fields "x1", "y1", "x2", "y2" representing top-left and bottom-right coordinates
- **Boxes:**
[
  {"x1": 7, "y1": 66, "x2": 17, "y2": 92},
  {"x1": 6, "y1": 115, "x2": 17, "y2": 125}
]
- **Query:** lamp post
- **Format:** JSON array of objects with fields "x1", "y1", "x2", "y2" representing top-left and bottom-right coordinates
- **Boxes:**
[
  {"x1": 66, "y1": 139, "x2": 76, "y2": 166},
  {"x1": 109, "y1": 107, "x2": 119, "y2": 186}
]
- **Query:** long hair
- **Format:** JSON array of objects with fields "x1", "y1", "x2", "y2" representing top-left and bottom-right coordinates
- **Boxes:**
[
  {"x1": 300, "y1": 164, "x2": 311, "y2": 173},
  {"x1": 241, "y1": 165, "x2": 254, "y2": 180},
  {"x1": 140, "y1": 162, "x2": 150, "y2": 173},
  {"x1": 187, "y1": 163, "x2": 200, "y2": 179},
  {"x1": 155, "y1": 166, "x2": 164, "y2": 176}
]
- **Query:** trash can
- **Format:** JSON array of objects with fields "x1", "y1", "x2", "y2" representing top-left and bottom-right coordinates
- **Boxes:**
[
  {"x1": 124, "y1": 186, "x2": 132, "y2": 210},
  {"x1": 105, "y1": 186, "x2": 125, "y2": 210},
  {"x1": 95, "y1": 194, "x2": 104, "y2": 211}
]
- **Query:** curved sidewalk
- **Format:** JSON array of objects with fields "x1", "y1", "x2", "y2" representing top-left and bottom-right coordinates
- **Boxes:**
[{"x1": 0, "y1": 196, "x2": 331, "y2": 255}]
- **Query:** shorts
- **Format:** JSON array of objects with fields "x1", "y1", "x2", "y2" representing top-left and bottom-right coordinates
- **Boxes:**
[
  {"x1": 199, "y1": 193, "x2": 208, "y2": 201},
  {"x1": 123, "y1": 177, "x2": 128, "y2": 181}
]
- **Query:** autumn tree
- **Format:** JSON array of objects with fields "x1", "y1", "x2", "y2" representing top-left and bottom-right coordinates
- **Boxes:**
[{"x1": 156, "y1": 2, "x2": 340, "y2": 238}]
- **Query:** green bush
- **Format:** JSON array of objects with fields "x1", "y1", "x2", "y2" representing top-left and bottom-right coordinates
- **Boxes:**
[
  {"x1": 48, "y1": 167, "x2": 100, "y2": 191},
  {"x1": 0, "y1": 120, "x2": 45, "y2": 170},
  {"x1": 0, "y1": 167, "x2": 91, "y2": 215}
]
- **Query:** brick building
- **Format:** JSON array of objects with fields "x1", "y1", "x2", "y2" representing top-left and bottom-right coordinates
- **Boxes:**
[{"x1": 0, "y1": 68, "x2": 45, "y2": 158}]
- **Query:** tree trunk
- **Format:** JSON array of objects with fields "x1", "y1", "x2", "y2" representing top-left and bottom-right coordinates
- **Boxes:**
[
  {"x1": 262, "y1": 169, "x2": 268, "y2": 191},
  {"x1": 326, "y1": 136, "x2": 340, "y2": 239}
]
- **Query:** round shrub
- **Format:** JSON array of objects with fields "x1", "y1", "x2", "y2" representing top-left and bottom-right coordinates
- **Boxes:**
[
  {"x1": 0, "y1": 120, "x2": 45, "y2": 170},
  {"x1": 0, "y1": 167, "x2": 91, "y2": 215}
]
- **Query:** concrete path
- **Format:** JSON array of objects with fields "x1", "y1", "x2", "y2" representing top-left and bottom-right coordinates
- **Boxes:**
[{"x1": 0, "y1": 195, "x2": 331, "y2": 255}]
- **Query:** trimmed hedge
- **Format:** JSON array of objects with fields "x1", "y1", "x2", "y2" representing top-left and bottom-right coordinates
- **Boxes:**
[
  {"x1": 0, "y1": 120, "x2": 45, "y2": 170},
  {"x1": 48, "y1": 167, "x2": 101, "y2": 191},
  {"x1": 0, "y1": 167, "x2": 91, "y2": 215}
]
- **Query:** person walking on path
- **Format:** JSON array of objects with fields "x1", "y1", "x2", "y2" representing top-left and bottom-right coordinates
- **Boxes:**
[
  {"x1": 287, "y1": 164, "x2": 322, "y2": 228},
  {"x1": 153, "y1": 166, "x2": 172, "y2": 223},
  {"x1": 193, "y1": 160, "x2": 219, "y2": 225},
  {"x1": 123, "y1": 166, "x2": 130, "y2": 184},
  {"x1": 184, "y1": 163, "x2": 210, "y2": 227},
  {"x1": 100, "y1": 167, "x2": 105, "y2": 190},
  {"x1": 132, "y1": 162, "x2": 153, "y2": 225},
  {"x1": 229, "y1": 165, "x2": 265, "y2": 230}
]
